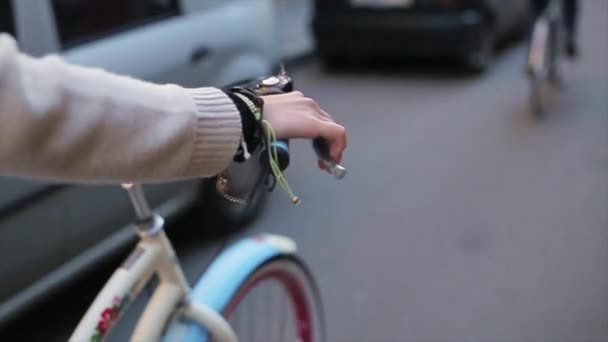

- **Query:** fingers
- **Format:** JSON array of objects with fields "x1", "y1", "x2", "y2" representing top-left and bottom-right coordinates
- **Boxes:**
[
  {"x1": 295, "y1": 94, "x2": 345, "y2": 163},
  {"x1": 282, "y1": 92, "x2": 334, "y2": 122},
  {"x1": 299, "y1": 95, "x2": 333, "y2": 122},
  {"x1": 318, "y1": 159, "x2": 327, "y2": 171},
  {"x1": 320, "y1": 122, "x2": 347, "y2": 164},
  {"x1": 319, "y1": 109, "x2": 334, "y2": 122},
  {"x1": 270, "y1": 92, "x2": 334, "y2": 118},
  {"x1": 261, "y1": 91, "x2": 346, "y2": 164}
]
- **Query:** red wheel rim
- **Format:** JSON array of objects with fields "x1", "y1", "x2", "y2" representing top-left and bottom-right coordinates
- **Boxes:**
[{"x1": 224, "y1": 266, "x2": 315, "y2": 342}]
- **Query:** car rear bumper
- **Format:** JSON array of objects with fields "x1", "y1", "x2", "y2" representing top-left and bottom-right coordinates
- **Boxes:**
[{"x1": 313, "y1": 8, "x2": 486, "y2": 57}]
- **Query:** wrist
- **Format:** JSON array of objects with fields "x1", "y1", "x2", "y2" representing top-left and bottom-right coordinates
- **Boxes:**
[{"x1": 224, "y1": 89, "x2": 264, "y2": 162}]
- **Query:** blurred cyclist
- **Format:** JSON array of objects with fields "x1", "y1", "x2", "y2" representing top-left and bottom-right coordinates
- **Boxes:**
[{"x1": 530, "y1": 0, "x2": 579, "y2": 58}]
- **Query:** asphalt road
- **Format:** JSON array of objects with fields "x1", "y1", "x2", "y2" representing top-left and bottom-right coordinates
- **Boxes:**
[{"x1": 2, "y1": 1, "x2": 607, "y2": 341}]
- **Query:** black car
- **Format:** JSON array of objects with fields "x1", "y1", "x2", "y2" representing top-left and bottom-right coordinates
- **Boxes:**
[{"x1": 313, "y1": 0, "x2": 530, "y2": 72}]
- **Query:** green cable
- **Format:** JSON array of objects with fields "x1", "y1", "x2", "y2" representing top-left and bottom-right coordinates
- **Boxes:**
[
  {"x1": 262, "y1": 120, "x2": 300, "y2": 205},
  {"x1": 232, "y1": 92, "x2": 300, "y2": 205}
]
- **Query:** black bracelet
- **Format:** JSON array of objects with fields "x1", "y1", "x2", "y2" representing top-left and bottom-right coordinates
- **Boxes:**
[{"x1": 224, "y1": 88, "x2": 265, "y2": 162}]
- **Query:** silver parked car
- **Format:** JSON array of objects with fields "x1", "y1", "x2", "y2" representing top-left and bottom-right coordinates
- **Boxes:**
[{"x1": 0, "y1": 0, "x2": 281, "y2": 326}]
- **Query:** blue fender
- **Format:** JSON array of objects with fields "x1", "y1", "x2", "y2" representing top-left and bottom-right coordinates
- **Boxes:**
[{"x1": 162, "y1": 234, "x2": 297, "y2": 341}]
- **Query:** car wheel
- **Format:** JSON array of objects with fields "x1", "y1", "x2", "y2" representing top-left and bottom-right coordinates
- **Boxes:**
[
  {"x1": 464, "y1": 24, "x2": 495, "y2": 73},
  {"x1": 197, "y1": 158, "x2": 268, "y2": 237}
]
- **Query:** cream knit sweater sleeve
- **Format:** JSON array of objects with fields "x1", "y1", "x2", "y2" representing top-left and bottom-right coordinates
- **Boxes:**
[{"x1": 0, "y1": 34, "x2": 242, "y2": 183}]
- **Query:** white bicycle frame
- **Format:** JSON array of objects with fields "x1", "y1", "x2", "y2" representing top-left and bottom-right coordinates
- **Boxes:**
[
  {"x1": 69, "y1": 184, "x2": 237, "y2": 342},
  {"x1": 69, "y1": 68, "x2": 337, "y2": 342}
]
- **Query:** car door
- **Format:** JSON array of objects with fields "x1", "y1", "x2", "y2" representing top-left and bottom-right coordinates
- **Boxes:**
[
  {"x1": 1, "y1": 0, "x2": 279, "y2": 324},
  {"x1": 47, "y1": 0, "x2": 279, "y2": 250},
  {"x1": 55, "y1": 0, "x2": 276, "y2": 88},
  {"x1": 51, "y1": 0, "x2": 200, "y2": 84},
  {"x1": 0, "y1": 1, "x2": 80, "y2": 322},
  {"x1": 0, "y1": 0, "x2": 195, "y2": 320},
  {"x1": 177, "y1": 0, "x2": 278, "y2": 87},
  {"x1": 18, "y1": 0, "x2": 202, "y2": 272},
  {"x1": 0, "y1": 0, "x2": 60, "y2": 216},
  {"x1": 274, "y1": 0, "x2": 315, "y2": 60}
]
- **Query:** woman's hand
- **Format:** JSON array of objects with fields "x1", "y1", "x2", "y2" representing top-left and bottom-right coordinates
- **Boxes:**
[{"x1": 262, "y1": 91, "x2": 347, "y2": 164}]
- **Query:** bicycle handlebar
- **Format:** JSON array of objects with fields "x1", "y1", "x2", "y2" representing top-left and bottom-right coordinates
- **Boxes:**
[
  {"x1": 123, "y1": 68, "x2": 346, "y2": 222},
  {"x1": 251, "y1": 67, "x2": 347, "y2": 180}
]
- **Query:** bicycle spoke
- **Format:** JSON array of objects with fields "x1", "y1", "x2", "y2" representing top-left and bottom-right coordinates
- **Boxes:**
[
  {"x1": 248, "y1": 286, "x2": 254, "y2": 341},
  {"x1": 233, "y1": 302, "x2": 243, "y2": 338},
  {"x1": 262, "y1": 282, "x2": 274, "y2": 341},
  {"x1": 221, "y1": 259, "x2": 321, "y2": 342},
  {"x1": 277, "y1": 283, "x2": 288, "y2": 342}
]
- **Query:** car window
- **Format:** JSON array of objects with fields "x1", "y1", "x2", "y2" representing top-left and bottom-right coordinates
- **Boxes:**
[
  {"x1": 51, "y1": 0, "x2": 180, "y2": 49},
  {"x1": 0, "y1": 0, "x2": 16, "y2": 37}
]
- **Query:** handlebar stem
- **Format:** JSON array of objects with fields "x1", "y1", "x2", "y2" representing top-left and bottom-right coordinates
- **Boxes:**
[{"x1": 121, "y1": 183, "x2": 153, "y2": 223}]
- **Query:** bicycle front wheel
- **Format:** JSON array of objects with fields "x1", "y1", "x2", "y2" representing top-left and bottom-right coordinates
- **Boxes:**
[{"x1": 223, "y1": 257, "x2": 325, "y2": 342}]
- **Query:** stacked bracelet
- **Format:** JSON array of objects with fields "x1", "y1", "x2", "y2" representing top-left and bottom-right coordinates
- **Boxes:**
[{"x1": 225, "y1": 88, "x2": 265, "y2": 162}]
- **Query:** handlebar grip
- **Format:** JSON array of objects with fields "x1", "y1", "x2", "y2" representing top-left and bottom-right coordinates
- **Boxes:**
[
  {"x1": 260, "y1": 139, "x2": 290, "y2": 171},
  {"x1": 313, "y1": 137, "x2": 347, "y2": 180}
]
